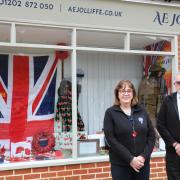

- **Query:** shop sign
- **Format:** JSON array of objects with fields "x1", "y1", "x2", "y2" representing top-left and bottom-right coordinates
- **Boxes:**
[{"x1": 0, "y1": 0, "x2": 180, "y2": 34}]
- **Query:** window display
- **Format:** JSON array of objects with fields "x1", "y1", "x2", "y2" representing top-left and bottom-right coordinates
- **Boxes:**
[
  {"x1": 55, "y1": 79, "x2": 84, "y2": 132},
  {"x1": 0, "y1": 53, "x2": 64, "y2": 162},
  {"x1": 138, "y1": 40, "x2": 172, "y2": 151}
]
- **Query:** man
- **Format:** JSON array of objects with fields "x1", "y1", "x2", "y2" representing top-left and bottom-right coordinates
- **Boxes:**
[{"x1": 157, "y1": 73, "x2": 180, "y2": 180}]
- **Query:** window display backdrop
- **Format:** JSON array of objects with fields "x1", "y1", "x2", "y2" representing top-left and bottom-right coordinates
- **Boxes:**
[
  {"x1": 139, "y1": 40, "x2": 172, "y2": 151},
  {"x1": 75, "y1": 52, "x2": 143, "y2": 156},
  {"x1": 139, "y1": 40, "x2": 172, "y2": 127}
]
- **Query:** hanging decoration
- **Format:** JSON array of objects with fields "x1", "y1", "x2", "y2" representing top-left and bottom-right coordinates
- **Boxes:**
[
  {"x1": 55, "y1": 80, "x2": 85, "y2": 132},
  {"x1": 55, "y1": 43, "x2": 69, "y2": 60},
  {"x1": 55, "y1": 42, "x2": 69, "y2": 79},
  {"x1": 0, "y1": 145, "x2": 5, "y2": 163}
]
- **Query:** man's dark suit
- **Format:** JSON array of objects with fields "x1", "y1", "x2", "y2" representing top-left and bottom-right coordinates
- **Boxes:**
[{"x1": 157, "y1": 92, "x2": 180, "y2": 180}]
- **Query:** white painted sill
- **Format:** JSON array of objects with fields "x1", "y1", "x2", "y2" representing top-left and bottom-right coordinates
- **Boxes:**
[{"x1": 0, "y1": 151, "x2": 165, "y2": 171}]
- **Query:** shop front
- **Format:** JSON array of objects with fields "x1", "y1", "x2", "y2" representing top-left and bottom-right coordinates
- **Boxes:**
[{"x1": 0, "y1": 0, "x2": 180, "y2": 179}]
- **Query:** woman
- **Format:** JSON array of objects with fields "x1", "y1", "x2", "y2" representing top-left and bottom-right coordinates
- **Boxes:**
[{"x1": 104, "y1": 80, "x2": 155, "y2": 180}]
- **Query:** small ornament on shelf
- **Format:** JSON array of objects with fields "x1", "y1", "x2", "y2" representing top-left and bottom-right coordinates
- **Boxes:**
[{"x1": 0, "y1": 145, "x2": 5, "y2": 163}]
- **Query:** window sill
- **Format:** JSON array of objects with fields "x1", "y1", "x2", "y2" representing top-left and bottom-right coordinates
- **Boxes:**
[{"x1": 0, "y1": 151, "x2": 165, "y2": 171}]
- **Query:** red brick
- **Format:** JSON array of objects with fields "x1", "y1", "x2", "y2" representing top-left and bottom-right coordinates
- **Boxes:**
[
  {"x1": 65, "y1": 176, "x2": 80, "y2": 180},
  {"x1": 41, "y1": 172, "x2": 57, "y2": 178},
  {"x1": 150, "y1": 162, "x2": 157, "y2": 168},
  {"x1": 49, "y1": 166, "x2": 65, "y2": 171},
  {"x1": 14, "y1": 169, "x2": 31, "y2": 174},
  {"x1": 0, "y1": 178, "x2": 4, "y2": 180},
  {"x1": 49, "y1": 178, "x2": 64, "y2": 180},
  {"x1": 103, "y1": 167, "x2": 110, "y2": 172},
  {"x1": 66, "y1": 164, "x2": 80, "y2": 170},
  {"x1": 81, "y1": 174, "x2": 95, "y2": 179},
  {"x1": 151, "y1": 158, "x2": 164, "y2": 163},
  {"x1": 96, "y1": 162, "x2": 110, "y2": 167},
  {"x1": 157, "y1": 162, "x2": 165, "y2": 167},
  {"x1": 73, "y1": 169, "x2": 87, "y2": 175},
  {"x1": 57, "y1": 170, "x2": 72, "y2": 176},
  {"x1": 6, "y1": 176, "x2": 22, "y2": 180},
  {"x1": 0, "y1": 170, "x2": 13, "y2": 176},
  {"x1": 81, "y1": 163, "x2": 95, "y2": 169},
  {"x1": 24, "y1": 174, "x2": 40, "y2": 179},
  {"x1": 151, "y1": 178, "x2": 164, "y2": 180},
  {"x1": 88, "y1": 168, "x2": 102, "y2": 173},
  {"x1": 32, "y1": 167, "x2": 49, "y2": 173},
  {"x1": 96, "y1": 173, "x2": 110, "y2": 178},
  {"x1": 151, "y1": 167, "x2": 164, "y2": 173},
  {"x1": 150, "y1": 173, "x2": 157, "y2": 178},
  {"x1": 158, "y1": 172, "x2": 167, "y2": 177}
]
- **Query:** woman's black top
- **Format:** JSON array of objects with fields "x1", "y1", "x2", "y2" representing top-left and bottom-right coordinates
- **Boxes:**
[{"x1": 103, "y1": 104, "x2": 155, "y2": 166}]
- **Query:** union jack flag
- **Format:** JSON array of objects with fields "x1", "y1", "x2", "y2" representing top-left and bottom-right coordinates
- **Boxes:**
[{"x1": 0, "y1": 54, "x2": 58, "y2": 143}]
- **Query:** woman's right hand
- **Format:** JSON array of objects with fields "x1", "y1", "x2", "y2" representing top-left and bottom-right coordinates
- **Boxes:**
[
  {"x1": 174, "y1": 143, "x2": 180, "y2": 156},
  {"x1": 130, "y1": 157, "x2": 144, "y2": 172}
]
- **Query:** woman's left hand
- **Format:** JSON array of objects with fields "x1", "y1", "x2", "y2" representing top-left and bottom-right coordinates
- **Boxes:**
[
  {"x1": 136, "y1": 155, "x2": 145, "y2": 164},
  {"x1": 130, "y1": 157, "x2": 144, "y2": 172}
]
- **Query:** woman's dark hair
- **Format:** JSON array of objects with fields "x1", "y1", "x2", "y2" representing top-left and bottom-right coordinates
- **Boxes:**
[{"x1": 114, "y1": 80, "x2": 138, "y2": 106}]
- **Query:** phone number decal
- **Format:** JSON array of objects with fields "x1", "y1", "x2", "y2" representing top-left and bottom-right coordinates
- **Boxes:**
[{"x1": 0, "y1": 0, "x2": 54, "y2": 10}]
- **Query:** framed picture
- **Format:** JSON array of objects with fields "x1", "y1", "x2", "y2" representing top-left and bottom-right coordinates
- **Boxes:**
[{"x1": 77, "y1": 139, "x2": 100, "y2": 157}]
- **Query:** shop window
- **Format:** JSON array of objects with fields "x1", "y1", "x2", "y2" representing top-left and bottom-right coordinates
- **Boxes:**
[
  {"x1": 0, "y1": 23, "x2": 11, "y2": 43},
  {"x1": 130, "y1": 34, "x2": 172, "y2": 52},
  {"x1": 0, "y1": 25, "x2": 175, "y2": 165},
  {"x1": 77, "y1": 30, "x2": 125, "y2": 49},
  {"x1": 16, "y1": 25, "x2": 72, "y2": 46}
]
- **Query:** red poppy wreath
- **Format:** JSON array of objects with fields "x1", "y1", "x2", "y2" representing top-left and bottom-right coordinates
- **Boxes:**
[{"x1": 32, "y1": 131, "x2": 55, "y2": 154}]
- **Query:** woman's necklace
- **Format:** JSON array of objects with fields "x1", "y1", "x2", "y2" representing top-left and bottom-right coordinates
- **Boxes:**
[{"x1": 120, "y1": 106, "x2": 131, "y2": 116}]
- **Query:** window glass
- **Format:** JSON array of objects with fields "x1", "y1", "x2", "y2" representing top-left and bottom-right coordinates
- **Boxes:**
[
  {"x1": 16, "y1": 25, "x2": 72, "y2": 46},
  {"x1": 77, "y1": 30, "x2": 125, "y2": 49},
  {"x1": 0, "y1": 23, "x2": 11, "y2": 43},
  {"x1": 130, "y1": 34, "x2": 172, "y2": 52}
]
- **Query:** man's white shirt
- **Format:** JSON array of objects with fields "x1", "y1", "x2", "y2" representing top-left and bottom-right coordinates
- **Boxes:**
[{"x1": 177, "y1": 92, "x2": 180, "y2": 120}]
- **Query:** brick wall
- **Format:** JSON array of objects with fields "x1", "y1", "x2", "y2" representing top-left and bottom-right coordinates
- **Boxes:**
[
  {"x1": 150, "y1": 157, "x2": 167, "y2": 180},
  {"x1": 0, "y1": 157, "x2": 167, "y2": 180}
]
